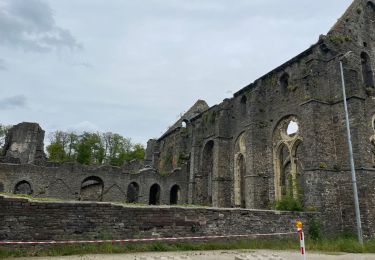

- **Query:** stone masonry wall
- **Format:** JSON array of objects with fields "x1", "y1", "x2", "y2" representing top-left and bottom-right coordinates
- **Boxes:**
[{"x1": 0, "y1": 195, "x2": 315, "y2": 242}]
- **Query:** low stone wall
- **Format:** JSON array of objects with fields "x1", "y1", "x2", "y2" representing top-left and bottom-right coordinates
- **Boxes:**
[{"x1": 0, "y1": 195, "x2": 316, "y2": 242}]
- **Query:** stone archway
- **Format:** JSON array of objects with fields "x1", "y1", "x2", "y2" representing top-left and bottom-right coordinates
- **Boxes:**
[
  {"x1": 234, "y1": 153, "x2": 246, "y2": 208},
  {"x1": 126, "y1": 182, "x2": 139, "y2": 203},
  {"x1": 234, "y1": 132, "x2": 247, "y2": 208},
  {"x1": 170, "y1": 185, "x2": 181, "y2": 205},
  {"x1": 14, "y1": 180, "x2": 32, "y2": 195},
  {"x1": 149, "y1": 183, "x2": 161, "y2": 205},
  {"x1": 80, "y1": 176, "x2": 104, "y2": 201}
]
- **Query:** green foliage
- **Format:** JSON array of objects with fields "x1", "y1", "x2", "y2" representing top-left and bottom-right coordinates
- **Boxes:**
[
  {"x1": 275, "y1": 196, "x2": 303, "y2": 211},
  {"x1": 309, "y1": 217, "x2": 322, "y2": 241},
  {"x1": 319, "y1": 162, "x2": 327, "y2": 169},
  {"x1": 263, "y1": 74, "x2": 278, "y2": 87},
  {"x1": 327, "y1": 34, "x2": 351, "y2": 45},
  {"x1": 46, "y1": 130, "x2": 145, "y2": 167}
]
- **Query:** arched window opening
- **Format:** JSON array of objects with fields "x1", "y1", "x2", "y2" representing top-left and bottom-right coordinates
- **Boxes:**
[
  {"x1": 149, "y1": 183, "x2": 161, "y2": 205},
  {"x1": 279, "y1": 145, "x2": 292, "y2": 197},
  {"x1": 170, "y1": 185, "x2": 181, "y2": 205},
  {"x1": 361, "y1": 52, "x2": 374, "y2": 88},
  {"x1": 126, "y1": 182, "x2": 139, "y2": 203},
  {"x1": 240, "y1": 95, "x2": 247, "y2": 116},
  {"x1": 274, "y1": 116, "x2": 303, "y2": 202},
  {"x1": 199, "y1": 140, "x2": 214, "y2": 205},
  {"x1": 279, "y1": 73, "x2": 289, "y2": 93},
  {"x1": 14, "y1": 180, "x2": 33, "y2": 195},
  {"x1": 80, "y1": 176, "x2": 104, "y2": 201},
  {"x1": 234, "y1": 154, "x2": 246, "y2": 208}
]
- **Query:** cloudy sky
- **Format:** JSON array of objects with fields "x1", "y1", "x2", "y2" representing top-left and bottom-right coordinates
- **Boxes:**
[{"x1": 0, "y1": 0, "x2": 353, "y2": 145}]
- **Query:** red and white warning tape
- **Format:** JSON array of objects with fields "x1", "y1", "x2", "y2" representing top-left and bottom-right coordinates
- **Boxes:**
[{"x1": 0, "y1": 232, "x2": 296, "y2": 245}]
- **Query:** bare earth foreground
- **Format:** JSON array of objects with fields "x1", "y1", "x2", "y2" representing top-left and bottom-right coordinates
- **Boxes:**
[{"x1": 9, "y1": 250, "x2": 375, "y2": 260}]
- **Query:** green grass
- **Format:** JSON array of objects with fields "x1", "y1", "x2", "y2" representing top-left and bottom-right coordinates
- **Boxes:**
[{"x1": 1, "y1": 236, "x2": 375, "y2": 259}]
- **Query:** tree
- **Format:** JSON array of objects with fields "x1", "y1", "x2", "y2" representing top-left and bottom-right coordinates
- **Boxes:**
[{"x1": 46, "y1": 130, "x2": 145, "y2": 166}]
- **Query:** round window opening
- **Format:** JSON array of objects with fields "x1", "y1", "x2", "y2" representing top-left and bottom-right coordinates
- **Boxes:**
[{"x1": 286, "y1": 120, "x2": 299, "y2": 137}]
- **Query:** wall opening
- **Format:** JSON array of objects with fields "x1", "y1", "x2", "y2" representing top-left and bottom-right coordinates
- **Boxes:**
[
  {"x1": 0, "y1": 182, "x2": 3, "y2": 193},
  {"x1": 361, "y1": 52, "x2": 374, "y2": 88},
  {"x1": 368, "y1": 1, "x2": 375, "y2": 11},
  {"x1": 126, "y1": 182, "x2": 139, "y2": 203},
  {"x1": 149, "y1": 183, "x2": 161, "y2": 205},
  {"x1": 181, "y1": 120, "x2": 188, "y2": 128},
  {"x1": 287, "y1": 120, "x2": 299, "y2": 137},
  {"x1": 200, "y1": 140, "x2": 214, "y2": 205},
  {"x1": 240, "y1": 95, "x2": 247, "y2": 116},
  {"x1": 170, "y1": 185, "x2": 181, "y2": 205},
  {"x1": 273, "y1": 116, "x2": 303, "y2": 202},
  {"x1": 14, "y1": 180, "x2": 33, "y2": 195},
  {"x1": 279, "y1": 73, "x2": 289, "y2": 93},
  {"x1": 80, "y1": 176, "x2": 104, "y2": 201},
  {"x1": 234, "y1": 153, "x2": 246, "y2": 208},
  {"x1": 278, "y1": 144, "x2": 292, "y2": 197}
]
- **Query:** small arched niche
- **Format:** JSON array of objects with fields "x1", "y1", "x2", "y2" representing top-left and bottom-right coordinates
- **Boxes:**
[
  {"x1": 14, "y1": 180, "x2": 33, "y2": 195},
  {"x1": 170, "y1": 185, "x2": 181, "y2": 205},
  {"x1": 126, "y1": 182, "x2": 139, "y2": 203}
]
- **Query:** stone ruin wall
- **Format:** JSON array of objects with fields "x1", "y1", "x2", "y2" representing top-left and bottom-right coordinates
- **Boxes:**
[
  {"x1": 1, "y1": 0, "x2": 375, "y2": 237},
  {"x1": 0, "y1": 194, "x2": 315, "y2": 242}
]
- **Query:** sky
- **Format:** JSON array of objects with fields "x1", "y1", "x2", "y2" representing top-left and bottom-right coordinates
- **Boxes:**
[{"x1": 0, "y1": 0, "x2": 353, "y2": 145}]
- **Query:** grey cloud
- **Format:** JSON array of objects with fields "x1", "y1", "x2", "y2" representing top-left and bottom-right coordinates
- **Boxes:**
[
  {"x1": 0, "y1": 95, "x2": 27, "y2": 109},
  {"x1": 0, "y1": 0, "x2": 81, "y2": 52}
]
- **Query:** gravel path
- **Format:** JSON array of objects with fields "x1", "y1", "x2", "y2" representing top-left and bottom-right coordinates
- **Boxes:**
[{"x1": 9, "y1": 250, "x2": 375, "y2": 260}]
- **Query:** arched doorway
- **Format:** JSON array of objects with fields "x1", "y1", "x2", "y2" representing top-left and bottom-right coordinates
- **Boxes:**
[
  {"x1": 170, "y1": 185, "x2": 181, "y2": 205},
  {"x1": 200, "y1": 140, "x2": 214, "y2": 205},
  {"x1": 14, "y1": 180, "x2": 32, "y2": 195},
  {"x1": 149, "y1": 183, "x2": 161, "y2": 205},
  {"x1": 234, "y1": 154, "x2": 246, "y2": 208},
  {"x1": 80, "y1": 176, "x2": 104, "y2": 201},
  {"x1": 126, "y1": 182, "x2": 139, "y2": 203}
]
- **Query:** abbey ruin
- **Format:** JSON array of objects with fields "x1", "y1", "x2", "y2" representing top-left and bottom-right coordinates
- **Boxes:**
[{"x1": 1, "y1": 0, "x2": 375, "y2": 238}]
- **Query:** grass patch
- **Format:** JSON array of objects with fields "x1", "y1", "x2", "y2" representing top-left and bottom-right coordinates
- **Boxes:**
[
  {"x1": 1, "y1": 236, "x2": 375, "y2": 258},
  {"x1": 0, "y1": 193, "x2": 63, "y2": 202}
]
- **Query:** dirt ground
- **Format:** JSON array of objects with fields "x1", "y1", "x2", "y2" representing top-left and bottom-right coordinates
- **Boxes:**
[{"x1": 9, "y1": 250, "x2": 375, "y2": 260}]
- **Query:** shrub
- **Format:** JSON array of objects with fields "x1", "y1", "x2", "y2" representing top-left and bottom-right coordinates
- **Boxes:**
[
  {"x1": 308, "y1": 217, "x2": 322, "y2": 241},
  {"x1": 275, "y1": 196, "x2": 303, "y2": 211}
]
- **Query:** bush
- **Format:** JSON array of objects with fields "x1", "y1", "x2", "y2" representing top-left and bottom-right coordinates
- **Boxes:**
[
  {"x1": 275, "y1": 196, "x2": 303, "y2": 211},
  {"x1": 308, "y1": 217, "x2": 322, "y2": 241}
]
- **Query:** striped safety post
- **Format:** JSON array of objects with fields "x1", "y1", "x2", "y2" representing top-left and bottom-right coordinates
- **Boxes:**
[{"x1": 296, "y1": 220, "x2": 306, "y2": 260}]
